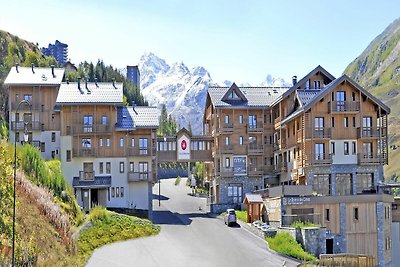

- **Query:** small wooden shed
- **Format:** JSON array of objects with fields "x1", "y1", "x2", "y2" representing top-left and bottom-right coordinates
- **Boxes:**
[{"x1": 243, "y1": 194, "x2": 264, "y2": 223}]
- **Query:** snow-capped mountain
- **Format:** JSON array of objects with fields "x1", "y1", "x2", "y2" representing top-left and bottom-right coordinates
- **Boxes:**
[{"x1": 137, "y1": 52, "x2": 289, "y2": 134}]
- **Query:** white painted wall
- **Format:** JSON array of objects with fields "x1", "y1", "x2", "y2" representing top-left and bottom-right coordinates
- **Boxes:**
[
  {"x1": 128, "y1": 182, "x2": 149, "y2": 210},
  {"x1": 330, "y1": 140, "x2": 357, "y2": 164}
]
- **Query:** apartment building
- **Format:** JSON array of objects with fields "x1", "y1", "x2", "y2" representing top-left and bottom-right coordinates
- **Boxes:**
[
  {"x1": 5, "y1": 65, "x2": 158, "y2": 218},
  {"x1": 5, "y1": 65, "x2": 64, "y2": 160},
  {"x1": 41, "y1": 40, "x2": 68, "y2": 64},
  {"x1": 203, "y1": 83, "x2": 288, "y2": 211}
]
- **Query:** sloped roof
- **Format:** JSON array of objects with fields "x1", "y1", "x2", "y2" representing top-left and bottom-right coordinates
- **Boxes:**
[
  {"x1": 116, "y1": 106, "x2": 159, "y2": 130},
  {"x1": 296, "y1": 90, "x2": 320, "y2": 106},
  {"x1": 72, "y1": 176, "x2": 111, "y2": 188},
  {"x1": 56, "y1": 82, "x2": 123, "y2": 104},
  {"x1": 208, "y1": 86, "x2": 288, "y2": 108},
  {"x1": 243, "y1": 193, "x2": 263, "y2": 204},
  {"x1": 4, "y1": 66, "x2": 64, "y2": 86}
]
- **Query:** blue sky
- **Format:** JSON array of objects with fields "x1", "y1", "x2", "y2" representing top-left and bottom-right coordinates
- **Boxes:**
[{"x1": 0, "y1": 0, "x2": 399, "y2": 84}]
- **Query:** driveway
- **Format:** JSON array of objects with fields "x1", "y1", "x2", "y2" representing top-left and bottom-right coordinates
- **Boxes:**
[{"x1": 87, "y1": 178, "x2": 298, "y2": 267}]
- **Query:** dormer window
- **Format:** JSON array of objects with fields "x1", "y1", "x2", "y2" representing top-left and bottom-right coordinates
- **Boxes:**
[
  {"x1": 229, "y1": 90, "x2": 239, "y2": 99},
  {"x1": 314, "y1": 80, "x2": 321, "y2": 89}
]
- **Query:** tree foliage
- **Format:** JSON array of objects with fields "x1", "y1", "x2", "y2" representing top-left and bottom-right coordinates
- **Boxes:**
[
  {"x1": 0, "y1": 141, "x2": 14, "y2": 244},
  {"x1": 157, "y1": 104, "x2": 178, "y2": 136}
]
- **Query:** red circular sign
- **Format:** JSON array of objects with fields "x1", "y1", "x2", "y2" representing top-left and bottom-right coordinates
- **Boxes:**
[{"x1": 181, "y1": 140, "x2": 187, "y2": 150}]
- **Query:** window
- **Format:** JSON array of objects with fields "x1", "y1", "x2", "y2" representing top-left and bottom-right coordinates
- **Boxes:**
[
  {"x1": 305, "y1": 79, "x2": 310, "y2": 89},
  {"x1": 225, "y1": 115, "x2": 229, "y2": 124},
  {"x1": 120, "y1": 187, "x2": 124, "y2": 198},
  {"x1": 239, "y1": 115, "x2": 243, "y2": 124},
  {"x1": 313, "y1": 80, "x2": 321, "y2": 89},
  {"x1": 99, "y1": 162, "x2": 104, "y2": 174},
  {"x1": 66, "y1": 150, "x2": 71, "y2": 162},
  {"x1": 331, "y1": 117, "x2": 335, "y2": 128},
  {"x1": 116, "y1": 187, "x2": 120, "y2": 197},
  {"x1": 99, "y1": 138, "x2": 103, "y2": 147},
  {"x1": 51, "y1": 132, "x2": 56, "y2": 142},
  {"x1": 120, "y1": 162, "x2": 125, "y2": 173},
  {"x1": 312, "y1": 174, "x2": 331, "y2": 196},
  {"x1": 239, "y1": 136, "x2": 243, "y2": 145},
  {"x1": 225, "y1": 157, "x2": 230, "y2": 168},
  {"x1": 353, "y1": 207, "x2": 359, "y2": 221},
  {"x1": 352, "y1": 117, "x2": 356, "y2": 127},
  {"x1": 315, "y1": 117, "x2": 325, "y2": 138},
  {"x1": 248, "y1": 115, "x2": 257, "y2": 128},
  {"x1": 351, "y1": 92, "x2": 356, "y2": 101},
  {"x1": 249, "y1": 136, "x2": 257, "y2": 149},
  {"x1": 344, "y1": 142, "x2": 349, "y2": 155},
  {"x1": 111, "y1": 187, "x2": 115, "y2": 197},
  {"x1": 83, "y1": 115, "x2": 93, "y2": 132},
  {"x1": 129, "y1": 162, "x2": 134, "y2": 172},
  {"x1": 139, "y1": 138, "x2": 148, "y2": 155},
  {"x1": 225, "y1": 136, "x2": 230, "y2": 145},
  {"x1": 362, "y1": 142, "x2": 373, "y2": 157},
  {"x1": 139, "y1": 162, "x2": 149, "y2": 179},
  {"x1": 229, "y1": 90, "x2": 239, "y2": 99},
  {"x1": 82, "y1": 138, "x2": 92, "y2": 148},
  {"x1": 336, "y1": 91, "x2": 346, "y2": 111},
  {"x1": 315, "y1": 143, "x2": 324, "y2": 160},
  {"x1": 120, "y1": 137, "x2": 124, "y2": 147},
  {"x1": 15, "y1": 132, "x2": 20, "y2": 142},
  {"x1": 325, "y1": 209, "x2": 330, "y2": 222},
  {"x1": 352, "y1": 141, "x2": 356, "y2": 155},
  {"x1": 336, "y1": 173, "x2": 353, "y2": 195},
  {"x1": 24, "y1": 94, "x2": 32, "y2": 101},
  {"x1": 331, "y1": 142, "x2": 335, "y2": 155},
  {"x1": 106, "y1": 138, "x2": 110, "y2": 147},
  {"x1": 101, "y1": 115, "x2": 107, "y2": 125},
  {"x1": 131, "y1": 138, "x2": 135, "y2": 147},
  {"x1": 344, "y1": 117, "x2": 349, "y2": 128},
  {"x1": 106, "y1": 162, "x2": 111, "y2": 174},
  {"x1": 227, "y1": 184, "x2": 243, "y2": 204}
]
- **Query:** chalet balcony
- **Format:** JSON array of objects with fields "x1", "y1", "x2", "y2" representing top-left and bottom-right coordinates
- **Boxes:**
[
  {"x1": 220, "y1": 145, "x2": 234, "y2": 154},
  {"x1": 73, "y1": 148, "x2": 96, "y2": 157},
  {"x1": 307, "y1": 153, "x2": 332, "y2": 165},
  {"x1": 275, "y1": 162, "x2": 287, "y2": 173},
  {"x1": 191, "y1": 149, "x2": 213, "y2": 162},
  {"x1": 305, "y1": 127, "x2": 331, "y2": 139},
  {"x1": 328, "y1": 101, "x2": 360, "y2": 113},
  {"x1": 358, "y1": 153, "x2": 386, "y2": 164},
  {"x1": 262, "y1": 165, "x2": 275, "y2": 175},
  {"x1": 79, "y1": 171, "x2": 95, "y2": 181},
  {"x1": 157, "y1": 150, "x2": 176, "y2": 162},
  {"x1": 217, "y1": 123, "x2": 234, "y2": 134},
  {"x1": 127, "y1": 147, "x2": 150, "y2": 157},
  {"x1": 248, "y1": 144, "x2": 264, "y2": 155},
  {"x1": 217, "y1": 167, "x2": 234, "y2": 178},
  {"x1": 127, "y1": 172, "x2": 152, "y2": 182},
  {"x1": 247, "y1": 166, "x2": 263, "y2": 177},
  {"x1": 247, "y1": 124, "x2": 264, "y2": 133},
  {"x1": 11, "y1": 101, "x2": 41, "y2": 111},
  {"x1": 11, "y1": 121, "x2": 41, "y2": 131},
  {"x1": 70, "y1": 124, "x2": 112, "y2": 135},
  {"x1": 357, "y1": 127, "x2": 387, "y2": 138}
]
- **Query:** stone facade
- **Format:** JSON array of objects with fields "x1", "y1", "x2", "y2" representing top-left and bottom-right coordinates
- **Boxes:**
[{"x1": 376, "y1": 202, "x2": 385, "y2": 267}]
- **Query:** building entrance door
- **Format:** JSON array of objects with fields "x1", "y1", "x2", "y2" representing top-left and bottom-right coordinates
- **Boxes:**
[
  {"x1": 91, "y1": 189, "x2": 99, "y2": 208},
  {"x1": 326, "y1": 238, "x2": 334, "y2": 254}
]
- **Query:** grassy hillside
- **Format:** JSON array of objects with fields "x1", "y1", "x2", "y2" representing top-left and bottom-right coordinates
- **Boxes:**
[{"x1": 344, "y1": 18, "x2": 400, "y2": 182}]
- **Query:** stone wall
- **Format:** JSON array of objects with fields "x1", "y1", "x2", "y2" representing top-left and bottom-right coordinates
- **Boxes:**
[
  {"x1": 217, "y1": 176, "x2": 263, "y2": 205},
  {"x1": 277, "y1": 227, "x2": 326, "y2": 257}
]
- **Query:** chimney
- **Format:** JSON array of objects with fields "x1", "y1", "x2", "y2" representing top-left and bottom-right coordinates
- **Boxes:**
[
  {"x1": 15, "y1": 63, "x2": 19, "y2": 73},
  {"x1": 94, "y1": 77, "x2": 98, "y2": 87},
  {"x1": 66, "y1": 78, "x2": 70, "y2": 84},
  {"x1": 77, "y1": 77, "x2": 82, "y2": 93},
  {"x1": 51, "y1": 65, "x2": 55, "y2": 78},
  {"x1": 86, "y1": 78, "x2": 91, "y2": 94},
  {"x1": 292, "y1": 76, "x2": 297, "y2": 86},
  {"x1": 112, "y1": 78, "x2": 116, "y2": 89},
  {"x1": 31, "y1": 63, "x2": 35, "y2": 74},
  {"x1": 85, "y1": 78, "x2": 88, "y2": 89}
]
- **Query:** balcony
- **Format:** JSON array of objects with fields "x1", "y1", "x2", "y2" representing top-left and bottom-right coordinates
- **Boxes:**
[
  {"x1": 247, "y1": 124, "x2": 264, "y2": 133},
  {"x1": 248, "y1": 166, "x2": 263, "y2": 177},
  {"x1": 220, "y1": 145, "x2": 234, "y2": 154},
  {"x1": 218, "y1": 167, "x2": 234, "y2": 178},
  {"x1": 191, "y1": 150, "x2": 213, "y2": 162},
  {"x1": 70, "y1": 124, "x2": 112, "y2": 135},
  {"x1": 328, "y1": 101, "x2": 360, "y2": 113},
  {"x1": 127, "y1": 172, "x2": 152, "y2": 182},
  {"x1": 79, "y1": 171, "x2": 95, "y2": 181},
  {"x1": 11, "y1": 121, "x2": 41, "y2": 131},
  {"x1": 127, "y1": 147, "x2": 150, "y2": 157},
  {"x1": 275, "y1": 162, "x2": 287, "y2": 173},
  {"x1": 248, "y1": 144, "x2": 264, "y2": 155},
  {"x1": 73, "y1": 148, "x2": 96, "y2": 157},
  {"x1": 305, "y1": 127, "x2": 331, "y2": 139},
  {"x1": 11, "y1": 101, "x2": 41, "y2": 111},
  {"x1": 307, "y1": 153, "x2": 332, "y2": 166},
  {"x1": 262, "y1": 165, "x2": 275, "y2": 175},
  {"x1": 358, "y1": 153, "x2": 386, "y2": 164},
  {"x1": 357, "y1": 127, "x2": 387, "y2": 139},
  {"x1": 217, "y1": 123, "x2": 234, "y2": 134},
  {"x1": 269, "y1": 185, "x2": 313, "y2": 198}
]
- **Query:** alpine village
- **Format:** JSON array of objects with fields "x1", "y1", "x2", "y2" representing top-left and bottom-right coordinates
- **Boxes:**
[{"x1": 2, "y1": 16, "x2": 400, "y2": 267}]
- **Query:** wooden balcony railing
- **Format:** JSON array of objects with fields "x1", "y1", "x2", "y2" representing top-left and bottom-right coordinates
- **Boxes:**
[
  {"x1": 358, "y1": 153, "x2": 386, "y2": 164},
  {"x1": 328, "y1": 101, "x2": 360, "y2": 113},
  {"x1": 307, "y1": 153, "x2": 332, "y2": 165},
  {"x1": 247, "y1": 166, "x2": 263, "y2": 176},
  {"x1": 191, "y1": 150, "x2": 213, "y2": 161},
  {"x1": 247, "y1": 124, "x2": 264, "y2": 133},
  {"x1": 217, "y1": 167, "x2": 234, "y2": 178},
  {"x1": 73, "y1": 148, "x2": 96, "y2": 157},
  {"x1": 220, "y1": 145, "x2": 234, "y2": 153},
  {"x1": 305, "y1": 127, "x2": 331, "y2": 139},
  {"x1": 247, "y1": 144, "x2": 264, "y2": 155},
  {"x1": 127, "y1": 147, "x2": 150, "y2": 157},
  {"x1": 127, "y1": 172, "x2": 152, "y2": 182},
  {"x1": 218, "y1": 123, "x2": 234, "y2": 133},
  {"x1": 79, "y1": 171, "x2": 95, "y2": 181},
  {"x1": 275, "y1": 162, "x2": 287, "y2": 172},
  {"x1": 357, "y1": 127, "x2": 387, "y2": 138},
  {"x1": 71, "y1": 124, "x2": 112, "y2": 135},
  {"x1": 11, "y1": 121, "x2": 41, "y2": 131}
]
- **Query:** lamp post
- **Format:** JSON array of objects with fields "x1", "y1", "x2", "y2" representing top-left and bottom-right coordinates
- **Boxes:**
[{"x1": 12, "y1": 99, "x2": 31, "y2": 266}]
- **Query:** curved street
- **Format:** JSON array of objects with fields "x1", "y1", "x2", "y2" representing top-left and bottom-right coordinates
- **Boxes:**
[{"x1": 87, "y1": 178, "x2": 298, "y2": 267}]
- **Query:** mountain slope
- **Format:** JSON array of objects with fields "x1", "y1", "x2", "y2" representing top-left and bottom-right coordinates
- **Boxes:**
[
  {"x1": 138, "y1": 52, "x2": 289, "y2": 134},
  {"x1": 344, "y1": 17, "x2": 400, "y2": 180}
]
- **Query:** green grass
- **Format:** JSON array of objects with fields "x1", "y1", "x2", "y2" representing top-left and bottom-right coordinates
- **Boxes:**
[
  {"x1": 220, "y1": 210, "x2": 248, "y2": 223},
  {"x1": 266, "y1": 232, "x2": 316, "y2": 261},
  {"x1": 77, "y1": 207, "x2": 160, "y2": 265},
  {"x1": 174, "y1": 176, "x2": 181, "y2": 186},
  {"x1": 291, "y1": 220, "x2": 320, "y2": 229}
]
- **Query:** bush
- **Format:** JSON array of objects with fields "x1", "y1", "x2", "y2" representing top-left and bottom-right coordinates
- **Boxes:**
[
  {"x1": 266, "y1": 232, "x2": 315, "y2": 261},
  {"x1": 174, "y1": 176, "x2": 181, "y2": 186},
  {"x1": 291, "y1": 220, "x2": 320, "y2": 229},
  {"x1": 89, "y1": 206, "x2": 109, "y2": 222}
]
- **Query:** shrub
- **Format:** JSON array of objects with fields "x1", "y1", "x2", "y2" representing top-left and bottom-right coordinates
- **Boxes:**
[
  {"x1": 291, "y1": 220, "x2": 320, "y2": 229},
  {"x1": 89, "y1": 206, "x2": 109, "y2": 222},
  {"x1": 266, "y1": 232, "x2": 315, "y2": 261},
  {"x1": 174, "y1": 176, "x2": 181, "y2": 186}
]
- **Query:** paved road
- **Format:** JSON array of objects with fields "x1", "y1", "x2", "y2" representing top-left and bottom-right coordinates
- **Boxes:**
[{"x1": 87, "y1": 178, "x2": 298, "y2": 267}]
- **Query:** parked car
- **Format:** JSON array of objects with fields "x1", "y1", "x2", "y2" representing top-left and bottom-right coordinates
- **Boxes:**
[{"x1": 224, "y1": 209, "x2": 237, "y2": 226}]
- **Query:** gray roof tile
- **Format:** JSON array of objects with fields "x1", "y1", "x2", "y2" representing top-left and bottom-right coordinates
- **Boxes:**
[
  {"x1": 296, "y1": 90, "x2": 320, "y2": 106},
  {"x1": 56, "y1": 82, "x2": 123, "y2": 104},
  {"x1": 72, "y1": 176, "x2": 111, "y2": 188},
  {"x1": 116, "y1": 106, "x2": 159, "y2": 129},
  {"x1": 4, "y1": 66, "x2": 64, "y2": 86}
]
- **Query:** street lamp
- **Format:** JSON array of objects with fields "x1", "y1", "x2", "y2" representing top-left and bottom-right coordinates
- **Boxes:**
[{"x1": 12, "y1": 99, "x2": 31, "y2": 266}]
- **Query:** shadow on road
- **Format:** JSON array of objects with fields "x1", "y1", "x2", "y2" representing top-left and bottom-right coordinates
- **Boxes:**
[
  {"x1": 153, "y1": 210, "x2": 219, "y2": 226},
  {"x1": 152, "y1": 193, "x2": 170, "y2": 201}
]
